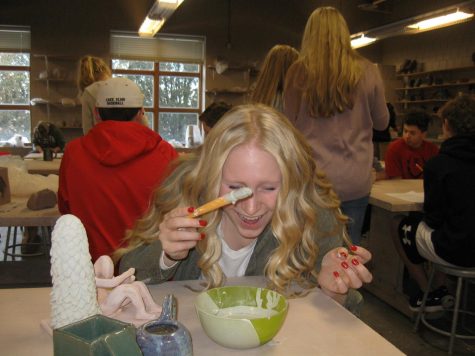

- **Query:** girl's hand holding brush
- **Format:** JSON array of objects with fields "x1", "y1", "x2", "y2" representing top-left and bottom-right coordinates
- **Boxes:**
[{"x1": 159, "y1": 188, "x2": 252, "y2": 265}]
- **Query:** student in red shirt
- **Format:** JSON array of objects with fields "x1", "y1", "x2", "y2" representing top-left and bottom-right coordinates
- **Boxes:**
[{"x1": 384, "y1": 110, "x2": 439, "y2": 179}]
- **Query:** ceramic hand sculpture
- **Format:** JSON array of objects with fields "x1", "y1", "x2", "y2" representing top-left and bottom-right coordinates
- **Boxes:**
[
  {"x1": 94, "y1": 255, "x2": 162, "y2": 321},
  {"x1": 50, "y1": 214, "x2": 101, "y2": 329}
]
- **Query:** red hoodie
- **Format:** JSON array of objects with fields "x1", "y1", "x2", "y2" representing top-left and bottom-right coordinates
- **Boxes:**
[{"x1": 58, "y1": 120, "x2": 178, "y2": 261}]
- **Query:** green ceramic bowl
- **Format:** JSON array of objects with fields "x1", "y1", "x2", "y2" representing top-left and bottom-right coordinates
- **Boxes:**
[{"x1": 195, "y1": 286, "x2": 288, "y2": 349}]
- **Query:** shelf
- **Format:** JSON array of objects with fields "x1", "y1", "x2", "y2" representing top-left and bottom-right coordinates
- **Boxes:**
[
  {"x1": 395, "y1": 99, "x2": 448, "y2": 104},
  {"x1": 30, "y1": 98, "x2": 79, "y2": 108},
  {"x1": 395, "y1": 80, "x2": 475, "y2": 91},
  {"x1": 396, "y1": 65, "x2": 475, "y2": 79},
  {"x1": 33, "y1": 54, "x2": 78, "y2": 61},
  {"x1": 206, "y1": 89, "x2": 249, "y2": 95},
  {"x1": 35, "y1": 78, "x2": 74, "y2": 83},
  {"x1": 207, "y1": 65, "x2": 258, "y2": 75}
]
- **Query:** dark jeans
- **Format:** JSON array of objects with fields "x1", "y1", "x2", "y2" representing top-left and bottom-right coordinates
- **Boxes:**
[{"x1": 341, "y1": 195, "x2": 369, "y2": 246}]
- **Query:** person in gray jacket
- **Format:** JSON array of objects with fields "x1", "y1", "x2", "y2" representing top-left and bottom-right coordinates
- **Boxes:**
[{"x1": 116, "y1": 104, "x2": 372, "y2": 311}]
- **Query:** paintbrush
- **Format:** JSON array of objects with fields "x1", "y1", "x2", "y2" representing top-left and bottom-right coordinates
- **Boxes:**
[{"x1": 189, "y1": 187, "x2": 253, "y2": 218}]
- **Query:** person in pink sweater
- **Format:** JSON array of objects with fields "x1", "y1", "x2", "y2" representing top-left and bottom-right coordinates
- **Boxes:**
[{"x1": 284, "y1": 7, "x2": 389, "y2": 245}]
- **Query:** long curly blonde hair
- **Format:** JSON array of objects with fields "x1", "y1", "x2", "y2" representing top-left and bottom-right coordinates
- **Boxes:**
[
  {"x1": 296, "y1": 7, "x2": 363, "y2": 118},
  {"x1": 115, "y1": 104, "x2": 348, "y2": 293}
]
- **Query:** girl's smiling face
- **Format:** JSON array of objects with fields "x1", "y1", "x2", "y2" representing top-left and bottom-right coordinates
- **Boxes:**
[{"x1": 219, "y1": 142, "x2": 282, "y2": 250}]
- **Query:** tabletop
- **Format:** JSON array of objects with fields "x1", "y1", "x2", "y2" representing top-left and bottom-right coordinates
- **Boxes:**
[
  {"x1": 0, "y1": 197, "x2": 60, "y2": 227},
  {"x1": 0, "y1": 276, "x2": 403, "y2": 356},
  {"x1": 24, "y1": 153, "x2": 62, "y2": 176},
  {"x1": 369, "y1": 179, "x2": 423, "y2": 212}
]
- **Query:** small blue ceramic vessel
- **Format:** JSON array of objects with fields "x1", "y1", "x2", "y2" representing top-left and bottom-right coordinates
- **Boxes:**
[{"x1": 136, "y1": 294, "x2": 193, "y2": 356}]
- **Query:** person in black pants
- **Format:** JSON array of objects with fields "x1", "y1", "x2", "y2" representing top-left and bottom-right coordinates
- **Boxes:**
[{"x1": 391, "y1": 95, "x2": 475, "y2": 311}]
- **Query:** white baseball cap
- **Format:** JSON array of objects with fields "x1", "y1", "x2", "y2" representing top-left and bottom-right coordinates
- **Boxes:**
[{"x1": 95, "y1": 77, "x2": 144, "y2": 108}]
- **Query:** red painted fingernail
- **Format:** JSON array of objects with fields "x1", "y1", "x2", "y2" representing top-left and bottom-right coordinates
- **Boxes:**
[
  {"x1": 200, "y1": 232, "x2": 206, "y2": 240},
  {"x1": 199, "y1": 220, "x2": 207, "y2": 227},
  {"x1": 333, "y1": 271, "x2": 340, "y2": 278},
  {"x1": 339, "y1": 252, "x2": 348, "y2": 259},
  {"x1": 352, "y1": 258, "x2": 360, "y2": 266},
  {"x1": 341, "y1": 262, "x2": 349, "y2": 269},
  {"x1": 187, "y1": 207, "x2": 195, "y2": 213},
  {"x1": 350, "y1": 245, "x2": 357, "y2": 252}
]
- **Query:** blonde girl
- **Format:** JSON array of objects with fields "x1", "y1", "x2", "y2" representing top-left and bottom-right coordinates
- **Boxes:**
[
  {"x1": 77, "y1": 55, "x2": 112, "y2": 134},
  {"x1": 117, "y1": 104, "x2": 372, "y2": 310}
]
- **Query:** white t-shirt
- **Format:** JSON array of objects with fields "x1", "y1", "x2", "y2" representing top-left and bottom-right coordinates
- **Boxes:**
[
  {"x1": 159, "y1": 223, "x2": 258, "y2": 277},
  {"x1": 219, "y1": 233, "x2": 257, "y2": 277}
]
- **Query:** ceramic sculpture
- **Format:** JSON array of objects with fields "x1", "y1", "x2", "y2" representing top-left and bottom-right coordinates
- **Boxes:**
[
  {"x1": 50, "y1": 214, "x2": 101, "y2": 329},
  {"x1": 94, "y1": 255, "x2": 162, "y2": 321},
  {"x1": 48, "y1": 214, "x2": 162, "y2": 333}
]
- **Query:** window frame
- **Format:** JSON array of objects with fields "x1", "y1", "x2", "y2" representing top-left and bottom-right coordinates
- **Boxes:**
[
  {"x1": 0, "y1": 50, "x2": 31, "y2": 142},
  {"x1": 0, "y1": 59, "x2": 31, "y2": 111},
  {"x1": 112, "y1": 59, "x2": 203, "y2": 134}
]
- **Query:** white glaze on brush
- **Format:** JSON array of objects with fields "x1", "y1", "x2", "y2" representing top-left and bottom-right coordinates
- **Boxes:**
[{"x1": 225, "y1": 187, "x2": 253, "y2": 204}]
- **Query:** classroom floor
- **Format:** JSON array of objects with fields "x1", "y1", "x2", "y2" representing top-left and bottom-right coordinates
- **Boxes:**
[
  {"x1": 1, "y1": 227, "x2": 475, "y2": 355},
  {"x1": 360, "y1": 288, "x2": 475, "y2": 355}
]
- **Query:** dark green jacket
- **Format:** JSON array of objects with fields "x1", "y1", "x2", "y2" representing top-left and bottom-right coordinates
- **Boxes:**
[
  {"x1": 119, "y1": 207, "x2": 363, "y2": 313},
  {"x1": 119, "y1": 207, "x2": 341, "y2": 283}
]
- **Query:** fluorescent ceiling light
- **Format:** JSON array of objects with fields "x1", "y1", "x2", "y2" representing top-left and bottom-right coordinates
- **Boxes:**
[
  {"x1": 350, "y1": 1, "x2": 475, "y2": 49},
  {"x1": 407, "y1": 10, "x2": 473, "y2": 31},
  {"x1": 161, "y1": 0, "x2": 184, "y2": 4},
  {"x1": 351, "y1": 35, "x2": 377, "y2": 49},
  {"x1": 138, "y1": 0, "x2": 185, "y2": 37},
  {"x1": 139, "y1": 17, "x2": 165, "y2": 37}
]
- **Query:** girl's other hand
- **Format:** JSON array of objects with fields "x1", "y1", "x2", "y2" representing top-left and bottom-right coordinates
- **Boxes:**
[{"x1": 318, "y1": 246, "x2": 372, "y2": 296}]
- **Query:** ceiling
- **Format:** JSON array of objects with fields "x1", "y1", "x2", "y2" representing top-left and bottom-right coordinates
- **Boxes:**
[
  {"x1": 1, "y1": 0, "x2": 470, "y2": 35},
  {"x1": 0, "y1": 0, "x2": 471, "y2": 61}
]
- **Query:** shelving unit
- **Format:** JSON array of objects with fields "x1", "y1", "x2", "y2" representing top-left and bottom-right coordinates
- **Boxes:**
[
  {"x1": 394, "y1": 64, "x2": 475, "y2": 137},
  {"x1": 205, "y1": 64, "x2": 258, "y2": 105},
  {"x1": 395, "y1": 65, "x2": 475, "y2": 105},
  {"x1": 31, "y1": 54, "x2": 82, "y2": 130}
]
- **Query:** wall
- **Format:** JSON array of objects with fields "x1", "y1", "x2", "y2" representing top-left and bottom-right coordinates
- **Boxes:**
[
  {"x1": 1, "y1": 0, "x2": 474, "y2": 137},
  {"x1": 1, "y1": 0, "x2": 151, "y2": 140},
  {"x1": 381, "y1": 19, "x2": 475, "y2": 72},
  {"x1": 379, "y1": 19, "x2": 475, "y2": 136}
]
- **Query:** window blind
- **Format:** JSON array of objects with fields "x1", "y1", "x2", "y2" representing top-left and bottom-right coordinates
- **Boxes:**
[
  {"x1": 110, "y1": 32, "x2": 205, "y2": 62},
  {"x1": 0, "y1": 26, "x2": 31, "y2": 52}
]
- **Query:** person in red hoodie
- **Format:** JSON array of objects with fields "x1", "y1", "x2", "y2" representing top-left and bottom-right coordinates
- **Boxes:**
[{"x1": 58, "y1": 77, "x2": 178, "y2": 262}]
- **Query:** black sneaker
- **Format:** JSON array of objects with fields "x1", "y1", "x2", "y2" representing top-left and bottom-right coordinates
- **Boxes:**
[
  {"x1": 430, "y1": 286, "x2": 455, "y2": 309},
  {"x1": 409, "y1": 286, "x2": 453, "y2": 312}
]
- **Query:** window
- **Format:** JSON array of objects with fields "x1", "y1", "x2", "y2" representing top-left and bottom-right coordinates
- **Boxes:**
[
  {"x1": 0, "y1": 27, "x2": 31, "y2": 143},
  {"x1": 111, "y1": 33, "x2": 205, "y2": 146}
]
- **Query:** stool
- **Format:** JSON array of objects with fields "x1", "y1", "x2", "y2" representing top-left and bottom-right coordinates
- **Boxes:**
[
  {"x1": 414, "y1": 263, "x2": 475, "y2": 354},
  {"x1": 3, "y1": 226, "x2": 51, "y2": 261}
]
